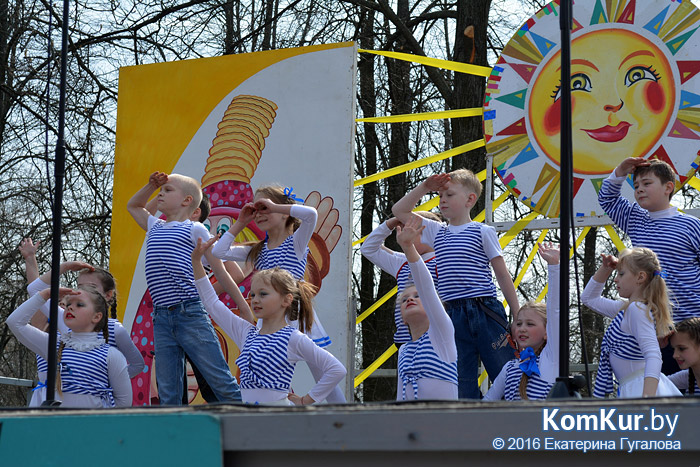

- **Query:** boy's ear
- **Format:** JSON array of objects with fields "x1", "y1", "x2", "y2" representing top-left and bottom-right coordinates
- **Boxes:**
[
  {"x1": 466, "y1": 192, "x2": 477, "y2": 207},
  {"x1": 182, "y1": 194, "x2": 194, "y2": 207},
  {"x1": 663, "y1": 181, "x2": 674, "y2": 198}
]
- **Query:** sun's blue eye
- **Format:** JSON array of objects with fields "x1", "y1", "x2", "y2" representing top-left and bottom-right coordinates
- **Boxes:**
[{"x1": 625, "y1": 66, "x2": 659, "y2": 86}]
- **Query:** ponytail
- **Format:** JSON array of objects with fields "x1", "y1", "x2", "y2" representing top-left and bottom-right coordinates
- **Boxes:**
[
  {"x1": 56, "y1": 341, "x2": 66, "y2": 397},
  {"x1": 253, "y1": 267, "x2": 317, "y2": 333}
]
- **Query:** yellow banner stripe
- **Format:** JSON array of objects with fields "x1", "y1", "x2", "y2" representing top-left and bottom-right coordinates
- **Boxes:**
[
  {"x1": 354, "y1": 344, "x2": 398, "y2": 388},
  {"x1": 354, "y1": 139, "x2": 486, "y2": 187},
  {"x1": 513, "y1": 229, "x2": 550, "y2": 289},
  {"x1": 604, "y1": 224, "x2": 627, "y2": 253},
  {"x1": 358, "y1": 48, "x2": 493, "y2": 77},
  {"x1": 474, "y1": 190, "x2": 509, "y2": 223},
  {"x1": 535, "y1": 227, "x2": 591, "y2": 302},
  {"x1": 499, "y1": 211, "x2": 539, "y2": 248},
  {"x1": 478, "y1": 369, "x2": 489, "y2": 387},
  {"x1": 357, "y1": 108, "x2": 483, "y2": 123},
  {"x1": 688, "y1": 176, "x2": 700, "y2": 191},
  {"x1": 356, "y1": 286, "x2": 398, "y2": 325}
]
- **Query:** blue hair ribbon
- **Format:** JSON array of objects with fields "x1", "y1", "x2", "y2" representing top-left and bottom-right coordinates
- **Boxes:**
[
  {"x1": 653, "y1": 270, "x2": 668, "y2": 279},
  {"x1": 283, "y1": 187, "x2": 304, "y2": 203},
  {"x1": 519, "y1": 347, "x2": 541, "y2": 377}
]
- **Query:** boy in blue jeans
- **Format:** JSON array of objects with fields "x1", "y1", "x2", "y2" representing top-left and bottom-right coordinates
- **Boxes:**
[
  {"x1": 599, "y1": 157, "x2": 700, "y2": 373},
  {"x1": 393, "y1": 169, "x2": 520, "y2": 398},
  {"x1": 128, "y1": 171, "x2": 241, "y2": 405}
]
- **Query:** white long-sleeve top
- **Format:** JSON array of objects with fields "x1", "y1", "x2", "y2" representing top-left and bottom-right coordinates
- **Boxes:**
[
  {"x1": 212, "y1": 204, "x2": 317, "y2": 264},
  {"x1": 360, "y1": 221, "x2": 435, "y2": 275},
  {"x1": 6, "y1": 294, "x2": 131, "y2": 408},
  {"x1": 484, "y1": 264, "x2": 560, "y2": 400},
  {"x1": 195, "y1": 276, "x2": 346, "y2": 404},
  {"x1": 581, "y1": 278, "x2": 663, "y2": 382},
  {"x1": 397, "y1": 258, "x2": 458, "y2": 400},
  {"x1": 27, "y1": 277, "x2": 145, "y2": 378}
]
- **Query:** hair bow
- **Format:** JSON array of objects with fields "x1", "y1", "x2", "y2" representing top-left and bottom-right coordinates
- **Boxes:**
[
  {"x1": 653, "y1": 270, "x2": 668, "y2": 279},
  {"x1": 519, "y1": 347, "x2": 541, "y2": 377},
  {"x1": 283, "y1": 187, "x2": 304, "y2": 203}
]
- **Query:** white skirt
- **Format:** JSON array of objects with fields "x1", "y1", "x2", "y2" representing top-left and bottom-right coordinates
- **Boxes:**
[{"x1": 618, "y1": 371, "x2": 683, "y2": 398}]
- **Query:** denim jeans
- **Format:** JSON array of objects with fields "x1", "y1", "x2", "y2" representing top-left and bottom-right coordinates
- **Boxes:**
[
  {"x1": 153, "y1": 298, "x2": 241, "y2": 405},
  {"x1": 445, "y1": 296, "x2": 514, "y2": 399}
]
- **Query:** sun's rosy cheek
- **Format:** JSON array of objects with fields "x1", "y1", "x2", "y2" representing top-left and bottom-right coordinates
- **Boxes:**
[
  {"x1": 544, "y1": 98, "x2": 561, "y2": 135},
  {"x1": 644, "y1": 81, "x2": 665, "y2": 113}
]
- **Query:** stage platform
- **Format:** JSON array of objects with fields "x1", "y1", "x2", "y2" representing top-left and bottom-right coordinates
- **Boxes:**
[{"x1": 1, "y1": 398, "x2": 698, "y2": 466}]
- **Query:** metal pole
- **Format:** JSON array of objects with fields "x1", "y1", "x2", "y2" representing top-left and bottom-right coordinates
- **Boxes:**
[
  {"x1": 42, "y1": 0, "x2": 70, "y2": 407},
  {"x1": 549, "y1": 0, "x2": 575, "y2": 398}
]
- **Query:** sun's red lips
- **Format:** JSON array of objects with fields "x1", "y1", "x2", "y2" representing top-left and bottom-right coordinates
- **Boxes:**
[{"x1": 582, "y1": 122, "x2": 631, "y2": 143}]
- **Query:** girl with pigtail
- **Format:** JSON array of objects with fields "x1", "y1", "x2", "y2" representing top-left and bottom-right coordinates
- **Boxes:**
[
  {"x1": 211, "y1": 184, "x2": 345, "y2": 402},
  {"x1": 582, "y1": 247, "x2": 681, "y2": 398},
  {"x1": 194, "y1": 238, "x2": 346, "y2": 405},
  {"x1": 669, "y1": 318, "x2": 700, "y2": 395},
  {"x1": 6, "y1": 284, "x2": 132, "y2": 407},
  {"x1": 484, "y1": 243, "x2": 560, "y2": 401},
  {"x1": 19, "y1": 238, "x2": 144, "y2": 407}
]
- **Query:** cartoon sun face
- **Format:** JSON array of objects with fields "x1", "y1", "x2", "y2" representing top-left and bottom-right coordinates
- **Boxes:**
[{"x1": 529, "y1": 28, "x2": 676, "y2": 175}]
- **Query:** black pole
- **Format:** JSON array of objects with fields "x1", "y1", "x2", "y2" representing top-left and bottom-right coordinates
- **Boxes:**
[
  {"x1": 42, "y1": 0, "x2": 70, "y2": 407},
  {"x1": 549, "y1": 0, "x2": 576, "y2": 398}
]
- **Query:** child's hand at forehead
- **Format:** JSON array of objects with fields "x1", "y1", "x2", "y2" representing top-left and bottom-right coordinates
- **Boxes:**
[
  {"x1": 236, "y1": 202, "x2": 257, "y2": 227},
  {"x1": 252, "y1": 198, "x2": 275, "y2": 214},
  {"x1": 601, "y1": 253, "x2": 618, "y2": 270},
  {"x1": 424, "y1": 173, "x2": 451, "y2": 192},
  {"x1": 149, "y1": 171, "x2": 168, "y2": 188},
  {"x1": 615, "y1": 157, "x2": 650, "y2": 177},
  {"x1": 39, "y1": 287, "x2": 80, "y2": 302},
  {"x1": 59, "y1": 261, "x2": 95, "y2": 275}
]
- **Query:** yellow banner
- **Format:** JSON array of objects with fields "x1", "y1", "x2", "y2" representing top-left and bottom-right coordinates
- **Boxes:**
[
  {"x1": 354, "y1": 345, "x2": 398, "y2": 388},
  {"x1": 354, "y1": 139, "x2": 486, "y2": 187},
  {"x1": 356, "y1": 286, "x2": 398, "y2": 325},
  {"x1": 357, "y1": 108, "x2": 483, "y2": 123},
  {"x1": 604, "y1": 224, "x2": 628, "y2": 253},
  {"x1": 359, "y1": 49, "x2": 493, "y2": 77}
]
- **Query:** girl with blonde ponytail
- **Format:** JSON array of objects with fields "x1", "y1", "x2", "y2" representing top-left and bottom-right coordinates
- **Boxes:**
[
  {"x1": 484, "y1": 243, "x2": 561, "y2": 401},
  {"x1": 193, "y1": 238, "x2": 346, "y2": 406},
  {"x1": 582, "y1": 247, "x2": 681, "y2": 398}
]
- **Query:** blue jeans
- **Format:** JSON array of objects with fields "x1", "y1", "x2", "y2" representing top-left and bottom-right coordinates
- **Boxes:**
[
  {"x1": 445, "y1": 297, "x2": 514, "y2": 399},
  {"x1": 153, "y1": 299, "x2": 241, "y2": 405}
]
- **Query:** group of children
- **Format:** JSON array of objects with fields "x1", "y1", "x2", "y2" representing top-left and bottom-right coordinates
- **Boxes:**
[{"x1": 6, "y1": 155, "x2": 700, "y2": 407}]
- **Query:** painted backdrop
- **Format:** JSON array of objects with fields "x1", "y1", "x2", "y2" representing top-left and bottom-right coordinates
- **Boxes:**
[{"x1": 111, "y1": 43, "x2": 356, "y2": 405}]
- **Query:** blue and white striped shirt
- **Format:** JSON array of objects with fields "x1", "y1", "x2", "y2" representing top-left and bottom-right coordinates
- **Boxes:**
[
  {"x1": 398, "y1": 331, "x2": 458, "y2": 400},
  {"x1": 501, "y1": 357, "x2": 553, "y2": 401},
  {"x1": 236, "y1": 326, "x2": 296, "y2": 392},
  {"x1": 421, "y1": 219, "x2": 501, "y2": 301},
  {"x1": 60, "y1": 343, "x2": 115, "y2": 407},
  {"x1": 255, "y1": 235, "x2": 309, "y2": 280},
  {"x1": 599, "y1": 174, "x2": 700, "y2": 321},
  {"x1": 145, "y1": 217, "x2": 209, "y2": 307},
  {"x1": 593, "y1": 310, "x2": 645, "y2": 398}
]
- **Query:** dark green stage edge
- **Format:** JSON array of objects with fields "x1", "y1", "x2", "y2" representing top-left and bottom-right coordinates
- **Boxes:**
[{"x1": 1, "y1": 398, "x2": 698, "y2": 466}]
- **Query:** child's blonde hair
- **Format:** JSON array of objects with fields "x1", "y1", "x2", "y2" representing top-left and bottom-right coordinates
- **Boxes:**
[
  {"x1": 168, "y1": 174, "x2": 203, "y2": 213},
  {"x1": 617, "y1": 247, "x2": 674, "y2": 338},
  {"x1": 246, "y1": 185, "x2": 301, "y2": 264},
  {"x1": 448, "y1": 168, "x2": 482, "y2": 199},
  {"x1": 675, "y1": 318, "x2": 700, "y2": 395},
  {"x1": 253, "y1": 268, "x2": 317, "y2": 333},
  {"x1": 515, "y1": 301, "x2": 547, "y2": 400}
]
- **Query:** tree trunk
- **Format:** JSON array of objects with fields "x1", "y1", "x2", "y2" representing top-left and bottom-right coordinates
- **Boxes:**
[{"x1": 451, "y1": 0, "x2": 491, "y2": 214}]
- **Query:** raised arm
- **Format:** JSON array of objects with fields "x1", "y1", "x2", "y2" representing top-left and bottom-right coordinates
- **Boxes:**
[
  {"x1": 193, "y1": 238, "x2": 253, "y2": 346},
  {"x1": 211, "y1": 203, "x2": 256, "y2": 261},
  {"x1": 289, "y1": 204, "x2": 318, "y2": 258},
  {"x1": 492, "y1": 256, "x2": 520, "y2": 317},
  {"x1": 392, "y1": 174, "x2": 450, "y2": 223},
  {"x1": 398, "y1": 216, "x2": 456, "y2": 363},
  {"x1": 538, "y1": 243, "x2": 561, "y2": 377},
  {"x1": 127, "y1": 172, "x2": 167, "y2": 231},
  {"x1": 581, "y1": 254, "x2": 623, "y2": 319},
  {"x1": 360, "y1": 218, "x2": 406, "y2": 275},
  {"x1": 19, "y1": 238, "x2": 40, "y2": 283}
]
